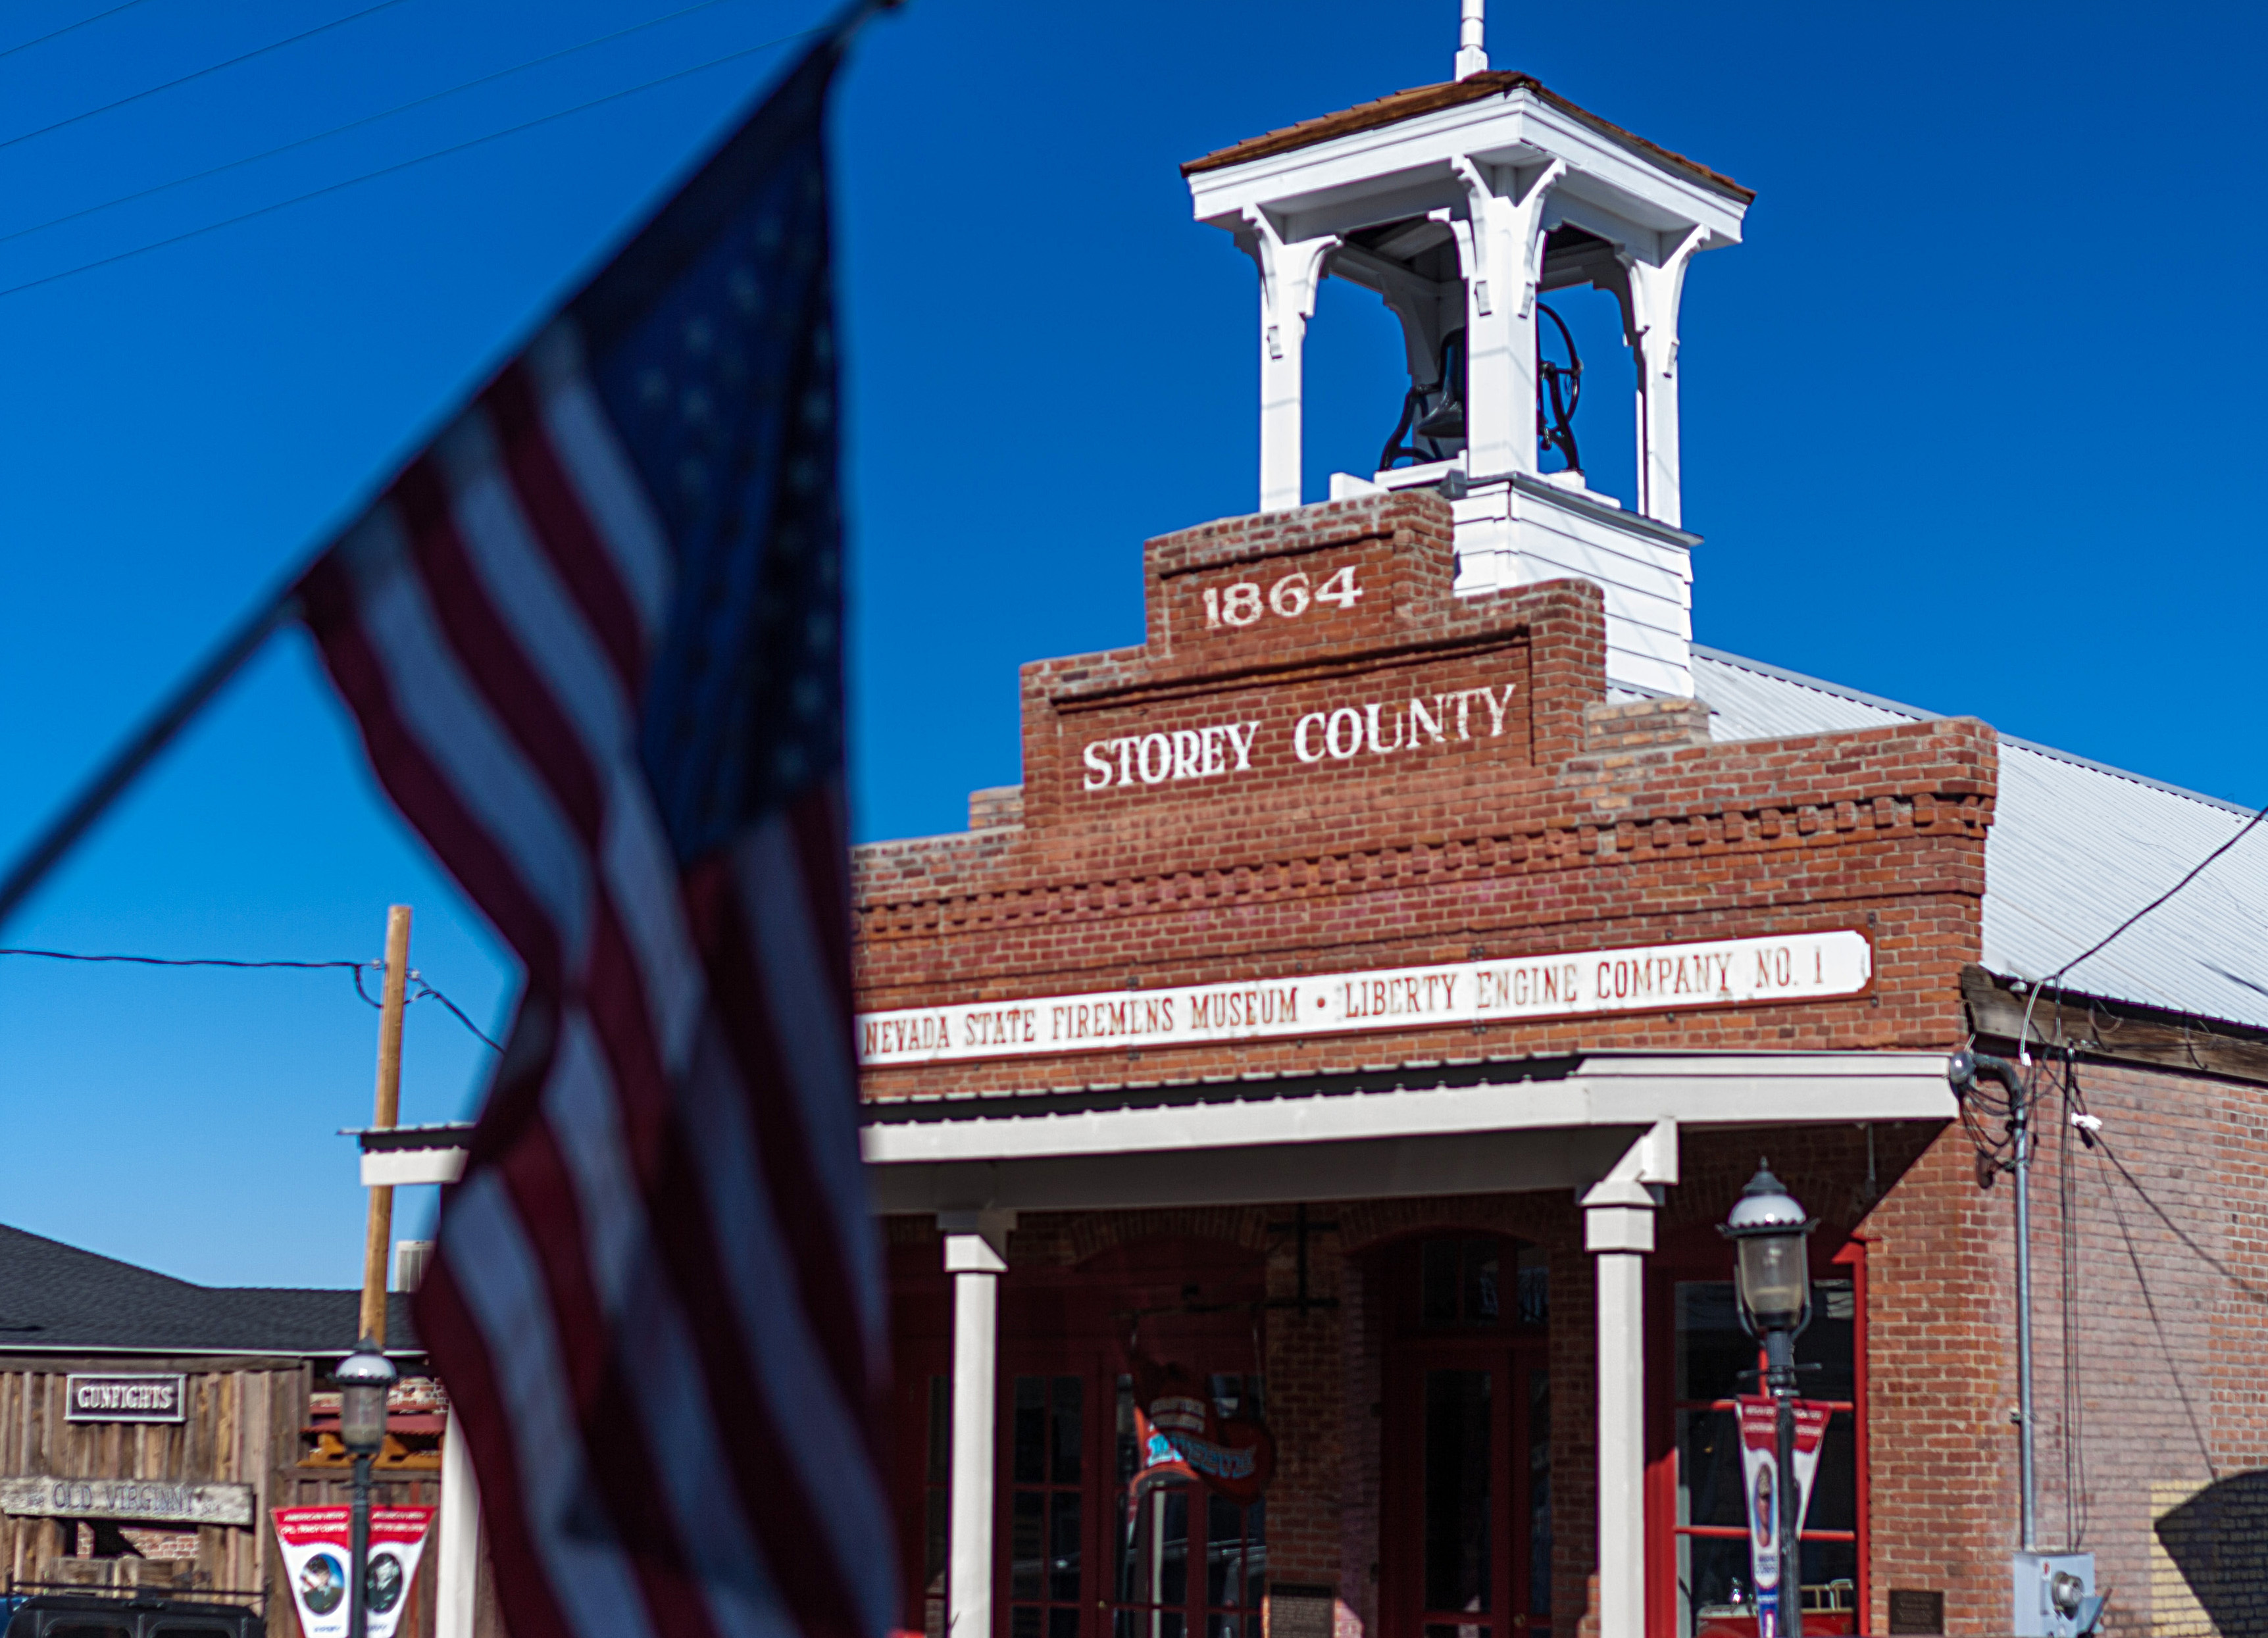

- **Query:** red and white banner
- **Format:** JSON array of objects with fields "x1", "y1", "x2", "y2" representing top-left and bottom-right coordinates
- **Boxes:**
[
  {"x1": 272, "y1": 1506, "x2": 434, "y2": 1638},
  {"x1": 1736, "y1": 1399, "x2": 1828, "y2": 1638}
]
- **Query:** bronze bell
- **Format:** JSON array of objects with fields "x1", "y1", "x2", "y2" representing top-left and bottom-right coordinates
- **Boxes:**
[{"x1": 1413, "y1": 382, "x2": 1465, "y2": 441}]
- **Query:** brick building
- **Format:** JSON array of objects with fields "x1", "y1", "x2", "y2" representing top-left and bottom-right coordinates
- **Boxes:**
[{"x1": 850, "y1": 27, "x2": 2268, "y2": 1638}]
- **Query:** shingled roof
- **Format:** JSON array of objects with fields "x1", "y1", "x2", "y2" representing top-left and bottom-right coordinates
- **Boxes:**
[
  {"x1": 1181, "y1": 70, "x2": 1754, "y2": 203},
  {"x1": 0, "y1": 1223, "x2": 416, "y2": 1356}
]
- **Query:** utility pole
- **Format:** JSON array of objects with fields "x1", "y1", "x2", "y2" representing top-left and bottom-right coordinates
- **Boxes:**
[{"x1": 359, "y1": 905, "x2": 412, "y2": 1347}]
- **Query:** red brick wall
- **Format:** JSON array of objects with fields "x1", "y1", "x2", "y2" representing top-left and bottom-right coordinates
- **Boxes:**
[{"x1": 855, "y1": 490, "x2": 1995, "y2": 1101}]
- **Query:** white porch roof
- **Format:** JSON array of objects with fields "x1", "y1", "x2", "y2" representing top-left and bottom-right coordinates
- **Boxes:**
[{"x1": 862, "y1": 1050, "x2": 1954, "y2": 1214}]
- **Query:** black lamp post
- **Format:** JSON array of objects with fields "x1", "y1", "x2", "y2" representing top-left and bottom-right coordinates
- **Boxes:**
[
  {"x1": 1722, "y1": 1166, "x2": 1817, "y2": 1638},
  {"x1": 336, "y1": 1337, "x2": 397, "y2": 1638}
]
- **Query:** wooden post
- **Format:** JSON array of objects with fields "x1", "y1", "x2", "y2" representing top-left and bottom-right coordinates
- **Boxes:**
[{"x1": 359, "y1": 905, "x2": 413, "y2": 1346}]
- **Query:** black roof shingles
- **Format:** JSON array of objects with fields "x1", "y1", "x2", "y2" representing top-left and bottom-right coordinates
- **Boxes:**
[{"x1": 0, "y1": 1224, "x2": 418, "y2": 1358}]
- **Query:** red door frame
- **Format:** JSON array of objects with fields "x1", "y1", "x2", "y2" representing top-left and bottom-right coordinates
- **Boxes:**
[
  {"x1": 1380, "y1": 1333, "x2": 1553, "y2": 1638},
  {"x1": 1641, "y1": 1239, "x2": 1869, "y2": 1638}
]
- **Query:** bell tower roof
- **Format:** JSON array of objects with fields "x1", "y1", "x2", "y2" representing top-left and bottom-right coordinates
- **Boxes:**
[{"x1": 1182, "y1": 70, "x2": 1751, "y2": 208}]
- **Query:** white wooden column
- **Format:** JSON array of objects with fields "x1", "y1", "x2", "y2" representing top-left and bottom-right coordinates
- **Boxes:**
[
  {"x1": 1582, "y1": 1121, "x2": 1676, "y2": 1638},
  {"x1": 1626, "y1": 227, "x2": 1705, "y2": 528},
  {"x1": 436, "y1": 1404, "x2": 480, "y2": 1638},
  {"x1": 944, "y1": 1210, "x2": 1015, "y2": 1638},
  {"x1": 1453, "y1": 157, "x2": 1562, "y2": 483},
  {"x1": 1240, "y1": 212, "x2": 1338, "y2": 512}
]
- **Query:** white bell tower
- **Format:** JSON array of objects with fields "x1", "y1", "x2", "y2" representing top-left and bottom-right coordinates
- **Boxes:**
[{"x1": 1183, "y1": 6, "x2": 1751, "y2": 697}]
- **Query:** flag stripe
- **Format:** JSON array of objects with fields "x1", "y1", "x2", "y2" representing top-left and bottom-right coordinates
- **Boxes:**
[
  {"x1": 413, "y1": 1255, "x2": 594, "y2": 1638},
  {"x1": 522, "y1": 324, "x2": 673, "y2": 643},
  {"x1": 486, "y1": 364, "x2": 649, "y2": 689},
  {"x1": 682, "y1": 852, "x2": 875, "y2": 1401},
  {"x1": 301, "y1": 559, "x2": 568, "y2": 991},
  {"x1": 487, "y1": 1110, "x2": 730, "y2": 1638}
]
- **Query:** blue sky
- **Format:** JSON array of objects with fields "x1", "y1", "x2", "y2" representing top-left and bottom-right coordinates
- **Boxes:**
[{"x1": 0, "y1": 0, "x2": 2259, "y2": 1287}]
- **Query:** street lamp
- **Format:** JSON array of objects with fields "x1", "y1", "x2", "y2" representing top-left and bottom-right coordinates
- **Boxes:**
[
  {"x1": 1722, "y1": 1166, "x2": 1817, "y2": 1638},
  {"x1": 336, "y1": 1336, "x2": 397, "y2": 1638}
]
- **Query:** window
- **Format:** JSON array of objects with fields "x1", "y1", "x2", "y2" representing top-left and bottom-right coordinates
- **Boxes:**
[
  {"x1": 925, "y1": 1375, "x2": 950, "y2": 1638},
  {"x1": 1419, "y1": 1241, "x2": 1548, "y2": 1329},
  {"x1": 1010, "y1": 1375, "x2": 1085, "y2": 1638},
  {"x1": 1113, "y1": 1375, "x2": 1266, "y2": 1638},
  {"x1": 1671, "y1": 1279, "x2": 1861, "y2": 1638}
]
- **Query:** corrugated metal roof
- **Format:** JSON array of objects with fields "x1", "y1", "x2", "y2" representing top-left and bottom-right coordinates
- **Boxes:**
[{"x1": 1693, "y1": 647, "x2": 2268, "y2": 1032}]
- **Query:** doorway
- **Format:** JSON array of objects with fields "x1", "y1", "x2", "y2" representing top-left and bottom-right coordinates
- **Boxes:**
[{"x1": 1378, "y1": 1235, "x2": 1553, "y2": 1638}]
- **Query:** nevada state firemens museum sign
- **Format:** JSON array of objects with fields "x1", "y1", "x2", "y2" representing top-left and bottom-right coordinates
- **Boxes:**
[{"x1": 859, "y1": 929, "x2": 1871, "y2": 1066}]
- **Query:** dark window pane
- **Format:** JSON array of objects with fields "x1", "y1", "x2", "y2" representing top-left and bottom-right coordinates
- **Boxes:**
[
  {"x1": 1054, "y1": 1376, "x2": 1085, "y2": 1485},
  {"x1": 1014, "y1": 1489, "x2": 1046, "y2": 1600},
  {"x1": 925, "y1": 1487, "x2": 949, "y2": 1588},
  {"x1": 1422, "y1": 1240, "x2": 1460, "y2": 1325},
  {"x1": 1119, "y1": 1480, "x2": 1192, "y2": 1607},
  {"x1": 1464, "y1": 1239, "x2": 1500, "y2": 1324},
  {"x1": 1528, "y1": 1368, "x2": 1551, "y2": 1618},
  {"x1": 1159, "y1": 1487, "x2": 1190, "y2": 1606},
  {"x1": 1209, "y1": 1618, "x2": 1243, "y2": 1638},
  {"x1": 1796, "y1": 1280, "x2": 1857, "y2": 1402},
  {"x1": 1516, "y1": 1244, "x2": 1550, "y2": 1328},
  {"x1": 1206, "y1": 1493, "x2": 1243, "y2": 1606},
  {"x1": 1015, "y1": 1607, "x2": 1044, "y2": 1638},
  {"x1": 1117, "y1": 1375, "x2": 1139, "y2": 1485},
  {"x1": 1016, "y1": 1377, "x2": 1048, "y2": 1484},
  {"x1": 1244, "y1": 1499, "x2": 1267, "y2": 1608},
  {"x1": 1675, "y1": 1282, "x2": 1752, "y2": 1404},
  {"x1": 1799, "y1": 1539, "x2": 1860, "y2": 1615},
  {"x1": 928, "y1": 1374, "x2": 951, "y2": 1485},
  {"x1": 1680, "y1": 1532, "x2": 1754, "y2": 1631},
  {"x1": 1799, "y1": 1412, "x2": 1859, "y2": 1535},
  {"x1": 1423, "y1": 1368, "x2": 1492, "y2": 1612},
  {"x1": 1052, "y1": 1490, "x2": 1083, "y2": 1601},
  {"x1": 1051, "y1": 1610, "x2": 1082, "y2": 1638},
  {"x1": 1675, "y1": 1407, "x2": 1745, "y2": 1527}
]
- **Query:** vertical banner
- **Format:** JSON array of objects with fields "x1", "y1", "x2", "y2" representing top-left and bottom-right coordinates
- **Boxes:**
[
  {"x1": 273, "y1": 1506, "x2": 436, "y2": 1638},
  {"x1": 1736, "y1": 1399, "x2": 1828, "y2": 1638}
]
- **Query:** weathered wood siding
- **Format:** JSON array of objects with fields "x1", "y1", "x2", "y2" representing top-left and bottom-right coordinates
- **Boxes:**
[{"x1": 0, "y1": 1357, "x2": 304, "y2": 1604}]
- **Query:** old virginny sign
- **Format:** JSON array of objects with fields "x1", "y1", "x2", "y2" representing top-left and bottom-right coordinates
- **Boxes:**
[{"x1": 858, "y1": 930, "x2": 1872, "y2": 1066}]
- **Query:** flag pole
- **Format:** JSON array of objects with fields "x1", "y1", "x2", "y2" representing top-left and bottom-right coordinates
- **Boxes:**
[{"x1": 0, "y1": 583, "x2": 299, "y2": 937}]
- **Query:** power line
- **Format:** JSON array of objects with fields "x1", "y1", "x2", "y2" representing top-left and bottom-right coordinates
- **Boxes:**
[
  {"x1": 0, "y1": 0, "x2": 157, "y2": 66},
  {"x1": 2048, "y1": 800, "x2": 2268, "y2": 986},
  {"x1": 0, "y1": 0, "x2": 754, "y2": 255},
  {"x1": 2016, "y1": 797, "x2": 2268, "y2": 1053},
  {"x1": 0, "y1": 943, "x2": 501, "y2": 1051},
  {"x1": 0, "y1": 946, "x2": 362, "y2": 971},
  {"x1": 0, "y1": 23, "x2": 818, "y2": 303},
  {"x1": 0, "y1": 0, "x2": 415, "y2": 159}
]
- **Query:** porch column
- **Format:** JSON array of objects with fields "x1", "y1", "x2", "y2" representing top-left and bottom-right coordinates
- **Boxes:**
[
  {"x1": 436, "y1": 1403, "x2": 480, "y2": 1638},
  {"x1": 944, "y1": 1209, "x2": 1015, "y2": 1638},
  {"x1": 1582, "y1": 1121, "x2": 1677, "y2": 1638}
]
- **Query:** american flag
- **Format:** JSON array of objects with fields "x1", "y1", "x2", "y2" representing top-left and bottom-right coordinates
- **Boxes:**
[{"x1": 299, "y1": 20, "x2": 894, "y2": 1638}]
